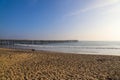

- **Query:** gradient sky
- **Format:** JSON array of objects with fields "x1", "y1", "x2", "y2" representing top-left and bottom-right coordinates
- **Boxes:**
[{"x1": 0, "y1": 0, "x2": 120, "y2": 41}]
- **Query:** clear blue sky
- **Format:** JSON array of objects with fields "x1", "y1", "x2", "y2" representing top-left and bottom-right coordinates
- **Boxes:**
[{"x1": 0, "y1": 0, "x2": 120, "y2": 40}]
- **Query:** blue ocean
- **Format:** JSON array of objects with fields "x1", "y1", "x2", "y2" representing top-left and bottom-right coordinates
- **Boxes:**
[{"x1": 14, "y1": 41, "x2": 120, "y2": 56}]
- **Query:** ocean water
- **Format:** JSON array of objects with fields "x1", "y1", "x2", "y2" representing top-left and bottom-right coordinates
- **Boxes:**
[{"x1": 14, "y1": 41, "x2": 120, "y2": 56}]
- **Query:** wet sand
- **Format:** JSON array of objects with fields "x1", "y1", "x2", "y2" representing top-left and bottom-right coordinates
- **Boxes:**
[{"x1": 0, "y1": 48, "x2": 120, "y2": 80}]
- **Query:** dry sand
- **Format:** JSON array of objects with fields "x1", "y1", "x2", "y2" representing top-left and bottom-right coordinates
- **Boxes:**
[{"x1": 0, "y1": 48, "x2": 120, "y2": 80}]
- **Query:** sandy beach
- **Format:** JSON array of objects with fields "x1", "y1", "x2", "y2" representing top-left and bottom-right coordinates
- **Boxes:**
[{"x1": 0, "y1": 48, "x2": 120, "y2": 80}]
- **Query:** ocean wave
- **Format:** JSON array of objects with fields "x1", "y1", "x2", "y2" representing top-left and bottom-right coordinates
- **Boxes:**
[{"x1": 14, "y1": 44, "x2": 120, "y2": 50}]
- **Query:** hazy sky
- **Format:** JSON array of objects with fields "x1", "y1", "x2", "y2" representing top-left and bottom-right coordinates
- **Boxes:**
[{"x1": 0, "y1": 0, "x2": 120, "y2": 41}]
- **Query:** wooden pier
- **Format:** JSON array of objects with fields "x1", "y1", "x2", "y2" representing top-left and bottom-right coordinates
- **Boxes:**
[{"x1": 0, "y1": 39, "x2": 78, "y2": 45}]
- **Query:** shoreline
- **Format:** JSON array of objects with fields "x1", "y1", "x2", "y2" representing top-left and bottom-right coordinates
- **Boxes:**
[
  {"x1": 0, "y1": 48, "x2": 120, "y2": 79},
  {"x1": 0, "y1": 47, "x2": 120, "y2": 57}
]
